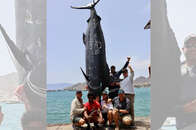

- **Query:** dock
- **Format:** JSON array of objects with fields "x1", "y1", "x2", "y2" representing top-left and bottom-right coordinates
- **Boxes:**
[{"x1": 47, "y1": 117, "x2": 150, "y2": 130}]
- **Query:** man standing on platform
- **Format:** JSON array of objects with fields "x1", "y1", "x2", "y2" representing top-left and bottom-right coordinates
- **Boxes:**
[{"x1": 109, "y1": 57, "x2": 130, "y2": 99}]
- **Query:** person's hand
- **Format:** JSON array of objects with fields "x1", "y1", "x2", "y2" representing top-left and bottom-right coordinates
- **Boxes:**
[
  {"x1": 85, "y1": 115, "x2": 92, "y2": 121},
  {"x1": 113, "y1": 108, "x2": 118, "y2": 112},
  {"x1": 110, "y1": 82, "x2": 116, "y2": 86},
  {"x1": 119, "y1": 109, "x2": 129, "y2": 114},
  {"x1": 127, "y1": 57, "x2": 131, "y2": 62},
  {"x1": 113, "y1": 82, "x2": 120, "y2": 86},
  {"x1": 102, "y1": 104, "x2": 107, "y2": 109},
  {"x1": 108, "y1": 99, "x2": 112, "y2": 103},
  {"x1": 98, "y1": 117, "x2": 104, "y2": 123},
  {"x1": 88, "y1": 115, "x2": 92, "y2": 119},
  {"x1": 128, "y1": 65, "x2": 134, "y2": 72},
  {"x1": 184, "y1": 99, "x2": 196, "y2": 113},
  {"x1": 128, "y1": 65, "x2": 132, "y2": 68}
]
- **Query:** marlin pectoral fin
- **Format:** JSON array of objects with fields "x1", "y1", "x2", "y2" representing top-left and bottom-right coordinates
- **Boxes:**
[
  {"x1": 83, "y1": 33, "x2": 86, "y2": 45},
  {"x1": 80, "y1": 67, "x2": 89, "y2": 81}
]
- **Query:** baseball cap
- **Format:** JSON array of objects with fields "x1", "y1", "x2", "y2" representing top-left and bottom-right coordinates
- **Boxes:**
[{"x1": 118, "y1": 89, "x2": 125, "y2": 94}]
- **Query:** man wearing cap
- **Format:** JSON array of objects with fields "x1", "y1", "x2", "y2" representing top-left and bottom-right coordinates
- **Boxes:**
[
  {"x1": 84, "y1": 93, "x2": 104, "y2": 127},
  {"x1": 176, "y1": 34, "x2": 196, "y2": 129},
  {"x1": 101, "y1": 90, "x2": 113, "y2": 125},
  {"x1": 70, "y1": 91, "x2": 86, "y2": 126},
  {"x1": 112, "y1": 89, "x2": 132, "y2": 129}
]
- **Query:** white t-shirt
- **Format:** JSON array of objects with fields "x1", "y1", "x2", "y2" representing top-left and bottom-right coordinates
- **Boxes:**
[
  {"x1": 120, "y1": 71, "x2": 135, "y2": 94},
  {"x1": 101, "y1": 100, "x2": 113, "y2": 111}
]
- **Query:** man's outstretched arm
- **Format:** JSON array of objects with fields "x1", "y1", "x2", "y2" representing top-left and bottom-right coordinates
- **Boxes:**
[{"x1": 115, "y1": 57, "x2": 131, "y2": 78}]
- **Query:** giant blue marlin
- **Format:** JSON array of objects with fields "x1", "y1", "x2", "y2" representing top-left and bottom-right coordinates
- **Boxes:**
[{"x1": 71, "y1": 0, "x2": 111, "y2": 94}]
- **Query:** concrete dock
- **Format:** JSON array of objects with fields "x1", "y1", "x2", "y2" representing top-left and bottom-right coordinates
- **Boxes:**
[{"x1": 47, "y1": 117, "x2": 150, "y2": 130}]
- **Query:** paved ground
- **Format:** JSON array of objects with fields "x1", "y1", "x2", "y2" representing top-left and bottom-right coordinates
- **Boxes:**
[{"x1": 47, "y1": 117, "x2": 150, "y2": 130}]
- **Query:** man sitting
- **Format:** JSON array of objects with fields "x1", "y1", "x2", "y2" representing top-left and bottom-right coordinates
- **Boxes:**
[
  {"x1": 70, "y1": 91, "x2": 86, "y2": 127},
  {"x1": 84, "y1": 92, "x2": 104, "y2": 127},
  {"x1": 113, "y1": 89, "x2": 132, "y2": 130},
  {"x1": 101, "y1": 90, "x2": 113, "y2": 125}
]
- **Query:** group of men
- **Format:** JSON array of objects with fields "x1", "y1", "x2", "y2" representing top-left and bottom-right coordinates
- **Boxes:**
[{"x1": 70, "y1": 57, "x2": 135, "y2": 129}]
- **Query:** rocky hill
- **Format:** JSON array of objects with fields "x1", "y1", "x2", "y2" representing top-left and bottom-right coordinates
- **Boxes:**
[
  {"x1": 64, "y1": 76, "x2": 150, "y2": 91},
  {"x1": 47, "y1": 83, "x2": 72, "y2": 90},
  {"x1": 65, "y1": 82, "x2": 87, "y2": 91},
  {"x1": 133, "y1": 76, "x2": 150, "y2": 88}
]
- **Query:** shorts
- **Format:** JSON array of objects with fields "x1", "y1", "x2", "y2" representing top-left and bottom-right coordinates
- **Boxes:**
[
  {"x1": 122, "y1": 114, "x2": 132, "y2": 122},
  {"x1": 125, "y1": 94, "x2": 135, "y2": 119},
  {"x1": 73, "y1": 116, "x2": 83, "y2": 123}
]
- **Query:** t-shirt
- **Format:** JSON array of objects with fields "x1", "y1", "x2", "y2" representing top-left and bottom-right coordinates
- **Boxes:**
[
  {"x1": 84, "y1": 101, "x2": 101, "y2": 116},
  {"x1": 70, "y1": 97, "x2": 84, "y2": 121},
  {"x1": 101, "y1": 100, "x2": 113, "y2": 111},
  {"x1": 120, "y1": 71, "x2": 134, "y2": 94},
  {"x1": 113, "y1": 96, "x2": 131, "y2": 114}
]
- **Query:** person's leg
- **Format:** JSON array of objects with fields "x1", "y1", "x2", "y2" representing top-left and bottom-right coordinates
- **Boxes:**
[
  {"x1": 126, "y1": 94, "x2": 135, "y2": 122},
  {"x1": 113, "y1": 109, "x2": 120, "y2": 128},
  {"x1": 101, "y1": 110, "x2": 108, "y2": 124},
  {"x1": 108, "y1": 110, "x2": 113, "y2": 125},
  {"x1": 91, "y1": 116, "x2": 100, "y2": 128},
  {"x1": 130, "y1": 94, "x2": 135, "y2": 122},
  {"x1": 122, "y1": 115, "x2": 132, "y2": 126},
  {"x1": 98, "y1": 114, "x2": 104, "y2": 124},
  {"x1": 78, "y1": 118, "x2": 85, "y2": 126},
  {"x1": 73, "y1": 117, "x2": 85, "y2": 126}
]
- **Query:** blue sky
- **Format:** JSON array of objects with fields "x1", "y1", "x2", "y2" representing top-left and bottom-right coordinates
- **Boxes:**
[
  {"x1": 47, "y1": 0, "x2": 150, "y2": 84},
  {"x1": 0, "y1": 1, "x2": 195, "y2": 84}
]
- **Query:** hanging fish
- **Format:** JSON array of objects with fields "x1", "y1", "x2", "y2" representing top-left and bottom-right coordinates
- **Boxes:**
[{"x1": 71, "y1": 0, "x2": 111, "y2": 94}]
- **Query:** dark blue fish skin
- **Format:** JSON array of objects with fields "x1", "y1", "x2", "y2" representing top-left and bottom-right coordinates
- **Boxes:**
[{"x1": 83, "y1": 8, "x2": 110, "y2": 94}]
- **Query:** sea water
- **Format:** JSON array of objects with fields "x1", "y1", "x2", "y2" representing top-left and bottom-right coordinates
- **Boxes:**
[
  {"x1": 47, "y1": 87, "x2": 151, "y2": 124},
  {"x1": 0, "y1": 103, "x2": 25, "y2": 130}
]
